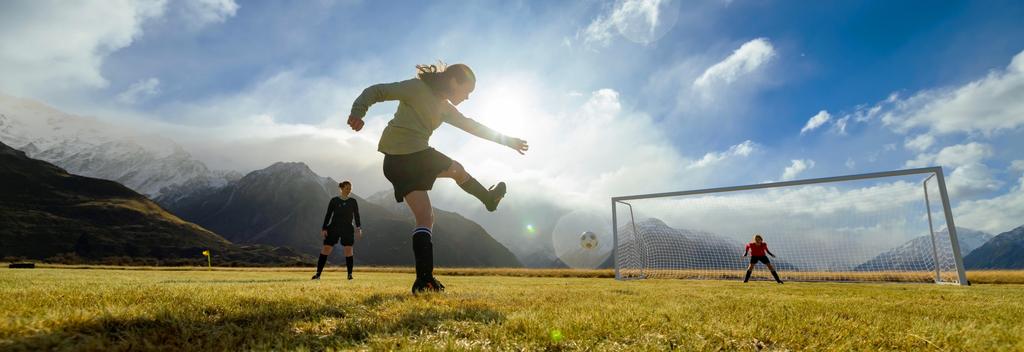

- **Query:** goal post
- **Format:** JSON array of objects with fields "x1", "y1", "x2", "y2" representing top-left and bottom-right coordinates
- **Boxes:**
[{"x1": 612, "y1": 166, "x2": 969, "y2": 285}]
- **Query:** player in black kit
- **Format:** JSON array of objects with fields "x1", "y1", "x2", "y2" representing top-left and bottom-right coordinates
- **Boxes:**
[{"x1": 312, "y1": 181, "x2": 363, "y2": 281}]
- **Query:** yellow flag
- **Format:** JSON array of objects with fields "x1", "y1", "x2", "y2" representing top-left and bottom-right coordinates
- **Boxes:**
[{"x1": 202, "y1": 250, "x2": 210, "y2": 257}]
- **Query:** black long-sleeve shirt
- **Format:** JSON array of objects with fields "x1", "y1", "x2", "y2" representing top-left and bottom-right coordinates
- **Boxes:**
[{"x1": 322, "y1": 197, "x2": 361, "y2": 231}]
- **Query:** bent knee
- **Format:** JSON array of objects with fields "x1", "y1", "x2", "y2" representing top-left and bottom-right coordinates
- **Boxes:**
[{"x1": 448, "y1": 161, "x2": 468, "y2": 180}]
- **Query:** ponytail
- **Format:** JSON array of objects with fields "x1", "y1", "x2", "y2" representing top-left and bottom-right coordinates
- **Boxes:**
[{"x1": 416, "y1": 61, "x2": 475, "y2": 95}]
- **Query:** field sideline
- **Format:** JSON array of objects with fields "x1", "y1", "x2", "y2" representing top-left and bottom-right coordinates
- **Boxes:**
[{"x1": 2, "y1": 267, "x2": 1023, "y2": 351}]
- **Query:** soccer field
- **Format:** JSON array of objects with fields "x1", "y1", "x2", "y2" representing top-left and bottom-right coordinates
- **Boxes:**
[{"x1": 2, "y1": 268, "x2": 1023, "y2": 351}]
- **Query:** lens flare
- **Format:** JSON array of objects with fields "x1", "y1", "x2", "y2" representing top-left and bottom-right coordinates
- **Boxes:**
[
  {"x1": 550, "y1": 329, "x2": 564, "y2": 342},
  {"x1": 526, "y1": 224, "x2": 536, "y2": 234},
  {"x1": 552, "y1": 210, "x2": 612, "y2": 269}
]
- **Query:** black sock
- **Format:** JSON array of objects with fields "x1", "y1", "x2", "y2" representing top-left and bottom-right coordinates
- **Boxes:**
[
  {"x1": 346, "y1": 256, "x2": 353, "y2": 275},
  {"x1": 744, "y1": 269, "x2": 752, "y2": 283},
  {"x1": 412, "y1": 227, "x2": 433, "y2": 280},
  {"x1": 458, "y1": 177, "x2": 491, "y2": 206},
  {"x1": 316, "y1": 254, "x2": 328, "y2": 275},
  {"x1": 771, "y1": 270, "x2": 782, "y2": 283}
]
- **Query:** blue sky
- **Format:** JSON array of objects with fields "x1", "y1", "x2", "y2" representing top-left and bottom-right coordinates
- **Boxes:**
[{"x1": 2, "y1": 0, "x2": 1024, "y2": 237}]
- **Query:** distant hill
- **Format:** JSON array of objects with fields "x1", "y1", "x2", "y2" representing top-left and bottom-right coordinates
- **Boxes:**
[
  {"x1": 0, "y1": 141, "x2": 306, "y2": 265},
  {"x1": 854, "y1": 228, "x2": 993, "y2": 272},
  {"x1": 160, "y1": 162, "x2": 521, "y2": 267},
  {"x1": 964, "y1": 225, "x2": 1024, "y2": 269}
]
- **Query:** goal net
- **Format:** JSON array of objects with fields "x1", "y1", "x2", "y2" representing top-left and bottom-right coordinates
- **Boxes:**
[{"x1": 612, "y1": 167, "x2": 968, "y2": 285}]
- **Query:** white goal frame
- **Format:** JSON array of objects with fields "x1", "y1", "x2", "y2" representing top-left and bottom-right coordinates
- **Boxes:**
[{"x1": 611, "y1": 166, "x2": 969, "y2": 285}]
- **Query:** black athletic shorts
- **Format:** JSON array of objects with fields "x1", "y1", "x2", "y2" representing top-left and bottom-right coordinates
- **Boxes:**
[
  {"x1": 750, "y1": 256, "x2": 771, "y2": 265},
  {"x1": 383, "y1": 148, "x2": 453, "y2": 203},
  {"x1": 324, "y1": 226, "x2": 355, "y2": 246}
]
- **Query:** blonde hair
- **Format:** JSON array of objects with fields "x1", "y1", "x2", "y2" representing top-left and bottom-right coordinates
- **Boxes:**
[
  {"x1": 753, "y1": 234, "x2": 763, "y2": 242},
  {"x1": 416, "y1": 61, "x2": 475, "y2": 95}
]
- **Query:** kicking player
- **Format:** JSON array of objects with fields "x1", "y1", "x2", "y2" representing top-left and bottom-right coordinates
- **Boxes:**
[{"x1": 345, "y1": 63, "x2": 528, "y2": 293}]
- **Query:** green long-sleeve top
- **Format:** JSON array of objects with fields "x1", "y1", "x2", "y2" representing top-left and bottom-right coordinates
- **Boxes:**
[{"x1": 350, "y1": 78, "x2": 504, "y2": 155}]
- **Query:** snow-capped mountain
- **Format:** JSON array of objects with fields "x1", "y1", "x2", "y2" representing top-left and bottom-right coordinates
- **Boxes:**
[
  {"x1": 854, "y1": 227, "x2": 993, "y2": 271},
  {"x1": 0, "y1": 93, "x2": 236, "y2": 198}
]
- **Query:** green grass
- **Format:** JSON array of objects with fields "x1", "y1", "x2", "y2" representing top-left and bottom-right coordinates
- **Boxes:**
[{"x1": 2, "y1": 268, "x2": 1023, "y2": 351}]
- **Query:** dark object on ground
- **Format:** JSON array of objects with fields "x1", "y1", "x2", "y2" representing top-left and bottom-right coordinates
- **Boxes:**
[{"x1": 9, "y1": 262, "x2": 35, "y2": 269}]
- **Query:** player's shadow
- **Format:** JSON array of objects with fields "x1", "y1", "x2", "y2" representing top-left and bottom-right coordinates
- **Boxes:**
[{"x1": 4, "y1": 295, "x2": 505, "y2": 350}]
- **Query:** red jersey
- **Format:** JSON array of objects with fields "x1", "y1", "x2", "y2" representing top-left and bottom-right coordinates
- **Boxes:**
[{"x1": 746, "y1": 242, "x2": 768, "y2": 256}]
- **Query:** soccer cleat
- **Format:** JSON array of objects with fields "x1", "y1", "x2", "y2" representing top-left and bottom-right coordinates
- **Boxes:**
[
  {"x1": 348, "y1": 274, "x2": 353, "y2": 280},
  {"x1": 411, "y1": 276, "x2": 445, "y2": 294},
  {"x1": 311, "y1": 274, "x2": 320, "y2": 280},
  {"x1": 484, "y1": 182, "x2": 507, "y2": 212},
  {"x1": 425, "y1": 276, "x2": 445, "y2": 292},
  {"x1": 411, "y1": 277, "x2": 428, "y2": 294}
]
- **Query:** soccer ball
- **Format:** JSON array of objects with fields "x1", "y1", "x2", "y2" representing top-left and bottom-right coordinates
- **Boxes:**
[{"x1": 580, "y1": 231, "x2": 598, "y2": 250}]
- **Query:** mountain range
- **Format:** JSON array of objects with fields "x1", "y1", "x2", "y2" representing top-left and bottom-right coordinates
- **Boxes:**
[
  {"x1": 0, "y1": 141, "x2": 304, "y2": 265},
  {"x1": 158, "y1": 162, "x2": 521, "y2": 267},
  {"x1": 964, "y1": 225, "x2": 1024, "y2": 269},
  {"x1": 855, "y1": 228, "x2": 993, "y2": 271}
]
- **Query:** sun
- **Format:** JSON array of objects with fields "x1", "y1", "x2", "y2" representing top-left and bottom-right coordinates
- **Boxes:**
[{"x1": 466, "y1": 76, "x2": 538, "y2": 136}]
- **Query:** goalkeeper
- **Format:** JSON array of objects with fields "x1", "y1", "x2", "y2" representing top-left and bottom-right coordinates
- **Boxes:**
[{"x1": 742, "y1": 234, "x2": 783, "y2": 284}]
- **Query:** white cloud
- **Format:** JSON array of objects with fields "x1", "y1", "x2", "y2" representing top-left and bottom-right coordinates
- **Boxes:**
[
  {"x1": 688, "y1": 140, "x2": 758, "y2": 169},
  {"x1": 178, "y1": 0, "x2": 239, "y2": 29},
  {"x1": 845, "y1": 158, "x2": 856, "y2": 170},
  {"x1": 579, "y1": 0, "x2": 680, "y2": 48},
  {"x1": 881, "y1": 49, "x2": 1024, "y2": 136},
  {"x1": 904, "y1": 143, "x2": 1000, "y2": 198},
  {"x1": 903, "y1": 154, "x2": 932, "y2": 169},
  {"x1": 161, "y1": 67, "x2": 368, "y2": 126},
  {"x1": 904, "y1": 142, "x2": 993, "y2": 168},
  {"x1": 956, "y1": 174, "x2": 1024, "y2": 234},
  {"x1": 116, "y1": 78, "x2": 161, "y2": 105},
  {"x1": 1011, "y1": 160, "x2": 1024, "y2": 172},
  {"x1": 904, "y1": 134, "x2": 935, "y2": 152},
  {"x1": 905, "y1": 141, "x2": 991, "y2": 168},
  {"x1": 0, "y1": 0, "x2": 167, "y2": 96},
  {"x1": 781, "y1": 159, "x2": 814, "y2": 181},
  {"x1": 831, "y1": 115, "x2": 850, "y2": 135},
  {"x1": 693, "y1": 38, "x2": 776, "y2": 90},
  {"x1": 800, "y1": 110, "x2": 831, "y2": 135},
  {"x1": 851, "y1": 103, "x2": 886, "y2": 123},
  {"x1": 946, "y1": 162, "x2": 1003, "y2": 198}
]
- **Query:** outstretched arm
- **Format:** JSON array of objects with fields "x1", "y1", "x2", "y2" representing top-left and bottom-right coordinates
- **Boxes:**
[
  {"x1": 766, "y1": 248, "x2": 776, "y2": 258},
  {"x1": 443, "y1": 106, "x2": 529, "y2": 154},
  {"x1": 347, "y1": 80, "x2": 415, "y2": 131},
  {"x1": 742, "y1": 245, "x2": 749, "y2": 257}
]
